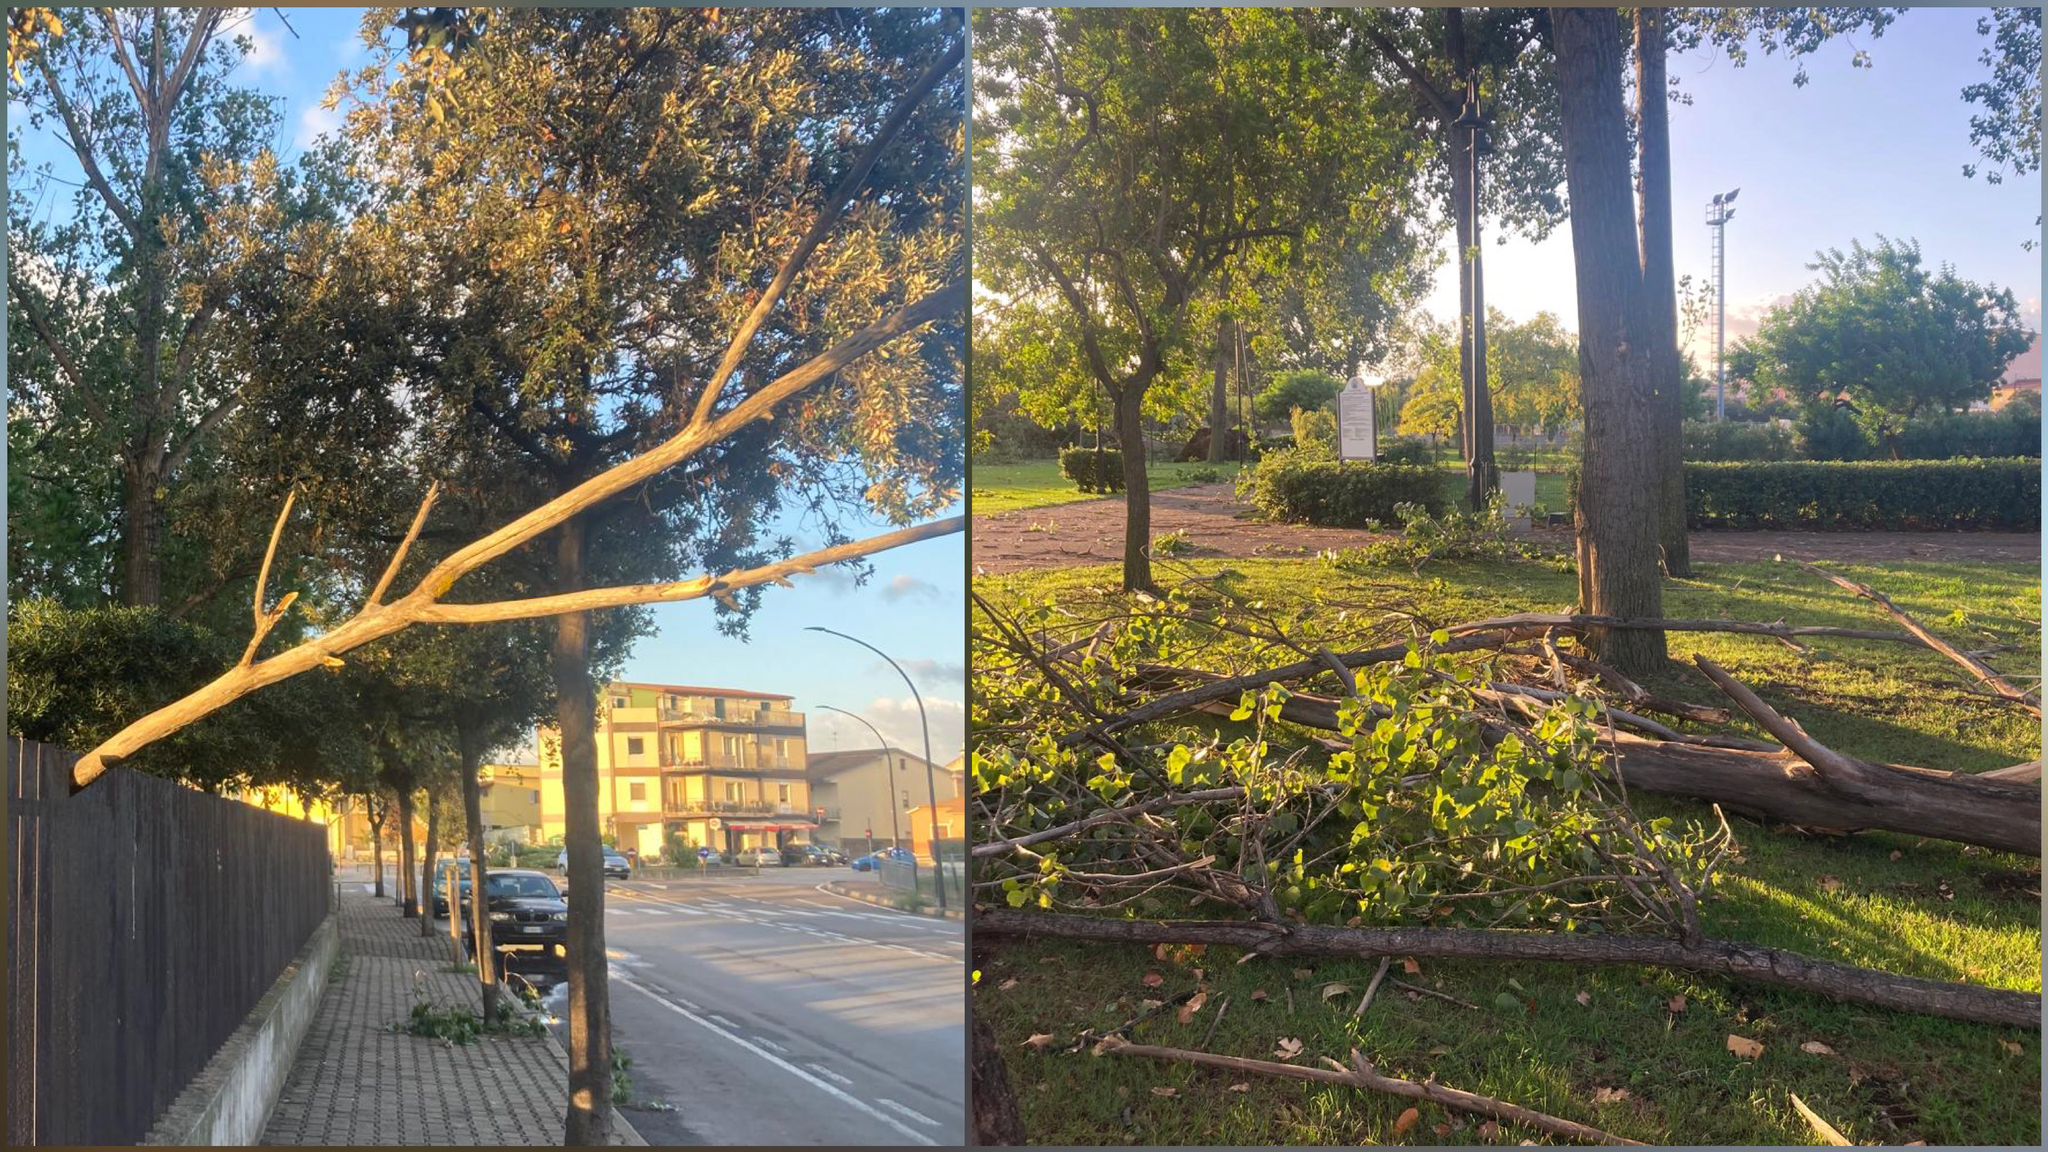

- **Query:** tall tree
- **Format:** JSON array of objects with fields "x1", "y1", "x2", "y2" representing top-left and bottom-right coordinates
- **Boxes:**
[
  {"x1": 977, "y1": 7, "x2": 1427, "y2": 590},
  {"x1": 1550, "y1": 6, "x2": 1666, "y2": 673},
  {"x1": 1634, "y1": 9, "x2": 1688, "y2": 577}
]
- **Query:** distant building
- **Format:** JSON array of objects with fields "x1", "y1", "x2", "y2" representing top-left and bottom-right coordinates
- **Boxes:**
[
  {"x1": 479, "y1": 762, "x2": 543, "y2": 845},
  {"x1": 906, "y1": 756, "x2": 968, "y2": 864},
  {"x1": 1988, "y1": 334, "x2": 2042, "y2": 411},
  {"x1": 809, "y1": 747, "x2": 963, "y2": 854},
  {"x1": 537, "y1": 681, "x2": 812, "y2": 861}
]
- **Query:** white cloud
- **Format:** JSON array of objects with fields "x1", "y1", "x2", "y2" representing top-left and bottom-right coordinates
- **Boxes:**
[
  {"x1": 880, "y1": 573, "x2": 944, "y2": 603},
  {"x1": 293, "y1": 104, "x2": 343, "y2": 155},
  {"x1": 808, "y1": 695, "x2": 964, "y2": 764},
  {"x1": 225, "y1": 9, "x2": 287, "y2": 75}
]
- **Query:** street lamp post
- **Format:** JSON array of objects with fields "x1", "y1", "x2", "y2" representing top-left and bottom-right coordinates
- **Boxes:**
[
  {"x1": 1452, "y1": 72, "x2": 1498, "y2": 511},
  {"x1": 805, "y1": 626, "x2": 948, "y2": 911},
  {"x1": 1707, "y1": 188, "x2": 1740, "y2": 421},
  {"x1": 817, "y1": 704, "x2": 903, "y2": 855}
]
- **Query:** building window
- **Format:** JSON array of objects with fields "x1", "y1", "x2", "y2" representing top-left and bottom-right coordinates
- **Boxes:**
[
  {"x1": 725, "y1": 781, "x2": 742, "y2": 802},
  {"x1": 627, "y1": 736, "x2": 644, "y2": 756},
  {"x1": 612, "y1": 696, "x2": 628, "y2": 709},
  {"x1": 629, "y1": 782, "x2": 646, "y2": 801},
  {"x1": 777, "y1": 783, "x2": 792, "y2": 804}
]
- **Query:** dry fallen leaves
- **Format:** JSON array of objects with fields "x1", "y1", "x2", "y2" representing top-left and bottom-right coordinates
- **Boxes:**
[
  {"x1": 1575, "y1": 991, "x2": 1593, "y2": 1007},
  {"x1": 1228, "y1": 1082, "x2": 1251, "y2": 1094},
  {"x1": 1800, "y1": 1041, "x2": 1837, "y2": 1057},
  {"x1": 1401, "y1": 957, "x2": 1422, "y2": 975},
  {"x1": 1292, "y1": 968, "x2": 1315, "y2": 981},
  {"x1": 998, "y1": 977, "x2": 1019, "y2": 992},
  {"x1": 1590, "y1": 1087, "x2": 1631, "y2": 1105},
  {"x1": 1274, "y1": 1037, "x2": 1304, "y2": 1061},
  {"x1": 1177, "y1": 991, "x2": 1210, "y2": 1025},
  {"x1": 1667, "y1": 995, "x2": 1688, "y2": 1015},
  {"x1": 1023, "y1": 1033, "x2": 1057, "y2": 1051},
  {"x1": 1998, "y1": 1038, "x2": 2024, "y2": 1056},
  {"x1": 1142, "y1": 971, "x2": 1165, "y2": 988},
  {"x1": 1888, "y1": 849, "x2": 1904, "y2": 861},
  {"x1": 1319, "y1": 983, "x2": 1352, "y2": 1003},
  {"x1": 1477, "y1": 1120, "x2": 1502, "y2": 1142},
  {"x1": 1250, "y1": 989, "x2": 1269, "y2": 1003},
  {"x1": 1150, "y1": 1086, "x2": 1178, "y2": 1098},
  {"x1": 1726, "y1": 1034, "x2": 1766, "y2": 1060},
  {"x1": 1393, "y1": 1106, "x2": 1421, "y2": 1137}
]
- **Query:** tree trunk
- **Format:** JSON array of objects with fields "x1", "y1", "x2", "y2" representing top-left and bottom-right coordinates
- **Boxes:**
[
  {"x1": 369, "y1": 798, "x2": 385, "y2": 898},
  {"x1": 1208, "y1": 314, "x2": 1233, "y2": 464},
  {"x1": 458, "y1": 723, "x2": 503, "y2": 1017},
  {"x1": 1466, "y1": 127, "x2": 1498, "y2": 512},
  {"x1": 1114, "y1": 384, "x2": 1154, "y2": 593},
  {"x1": 971, "y1": 1009, "x2": 1027, "y2": 1145},
  {"x1": 975, "y1": 909, "x2": 2039, "y2": 1029},
  {"x1": 419, "y1": 786, "x2": 440, "y2": 938},
  {"x1": 118, "y1": 460, "x2": 164, "y2": 608},
  {"x1": 1551, "y1": 6, "x2": 1666, "y2": 674},
  {"x1": 396, "y1": 788, "x2": 419, "y2": 916},
  {"x1": 555, "y1": 515, "x2": 614, "y2": 1145},
  {"x1": 1635, "y1": 9, "x2": 1689, "y2": 578}
]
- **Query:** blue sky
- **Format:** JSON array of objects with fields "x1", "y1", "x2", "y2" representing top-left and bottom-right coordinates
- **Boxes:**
[
  {"x1": 1423, "y1": 6, "x2": 2043, "y2": 364},
  {"x1": 9, "y1": 8, "x2": 966, "y2": 761}
]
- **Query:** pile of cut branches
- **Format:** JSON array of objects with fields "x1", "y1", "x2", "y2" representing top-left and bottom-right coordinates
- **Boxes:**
[{"x1": 970, "y1": 563, "x2": 2041, "y2": 1030}]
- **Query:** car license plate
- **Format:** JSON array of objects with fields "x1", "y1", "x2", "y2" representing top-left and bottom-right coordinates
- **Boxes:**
[{"x1": 522, "y1": 925, "x2": 544, "y2": 934}]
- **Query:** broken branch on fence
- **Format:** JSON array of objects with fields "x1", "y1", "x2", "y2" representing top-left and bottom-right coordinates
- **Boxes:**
[
  {"x1": 976, "y1": 908, "x2": 2041, "y2": 1028},
  {"x1": 1803, "y1": 564, "x2": 2042, "y2": 719},
  {"x1": 1091, "y1": 1035, "x2": 1643, "y2": 1146}
]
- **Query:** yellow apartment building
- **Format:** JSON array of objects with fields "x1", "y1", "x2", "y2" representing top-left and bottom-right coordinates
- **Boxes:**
[
  {"x1": 537, "y1": 681, "x2": 812, "y2": 860},
  {"x1": 479, "y1": 762, "x2": 543, "y2": 844}
]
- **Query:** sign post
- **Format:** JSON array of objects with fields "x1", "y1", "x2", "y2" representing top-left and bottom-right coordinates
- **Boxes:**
[{"x1": 1337, "y1": 378, "x2": 1379, "y2": 462}]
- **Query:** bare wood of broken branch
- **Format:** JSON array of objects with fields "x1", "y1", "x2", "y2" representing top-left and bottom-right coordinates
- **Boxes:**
[
  {"x1": 1802, "y1": 563, "x2": 2042, "y2": 719},
  {"x1": 1090, "y1": 1035, "x2": 1644, "y2": 1146},
  {"x1": 238, "y1": 487, "x2": 300, "y2": 667},
  {"x1": 366, "y1": 481, "x2": 441, "y2": 607},
  {"x1": 1692, "y1": 655, "x2": 1888, "y2": 803}
]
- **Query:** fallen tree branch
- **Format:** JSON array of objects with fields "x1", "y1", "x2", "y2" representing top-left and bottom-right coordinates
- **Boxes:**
[
  {"x1": 1092, "y1": 1035, "x2": 1644, "y2": 1145},
  {"x1": 1447, "y1": 612, "x2": 1927, "y2": 648},
  {"x1": 977, "y1": 908, "x2": 2041, "y2": 1028},
  {"x1": 1804, "y1": 564, "x2": 2042, "y2": 719}
]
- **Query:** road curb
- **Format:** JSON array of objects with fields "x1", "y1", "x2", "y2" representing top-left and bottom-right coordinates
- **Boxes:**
[{"x1": 819, "y1": 880, "x2": 965, "y2": 921}]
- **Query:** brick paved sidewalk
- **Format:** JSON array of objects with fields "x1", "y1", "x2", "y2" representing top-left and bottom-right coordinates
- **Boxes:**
[{"x1": 262, "y1": 877, "x2": 642, "y2": 1146}]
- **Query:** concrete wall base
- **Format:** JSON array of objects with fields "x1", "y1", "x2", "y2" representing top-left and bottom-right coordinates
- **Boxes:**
[{"x1": 143, "y1": 915, "x2": 339, "y2": 1145}]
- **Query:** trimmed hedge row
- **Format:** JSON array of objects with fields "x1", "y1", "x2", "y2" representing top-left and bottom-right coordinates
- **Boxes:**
[
  {"x1": 1240, "y1": 453, "x2": 1447, "y2": 527},
  {"x1": 1685, "y1": 459, "x2": 2039, "y2": 530},
  {"x1": 1058, "y1": 446, "x2": 1124, "y2": 493}
]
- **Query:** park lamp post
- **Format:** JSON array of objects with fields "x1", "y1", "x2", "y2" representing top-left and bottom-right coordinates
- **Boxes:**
[
  {"x1": 1707, "y1": 188, "x2": 1740, "y2": 420},
  {"x1": 817, "y1": 704, "x2": 902, "y2": 856},
  {"x1": 1346, "y1": 370, "x2": 1386, "y2": 459},
  {"x1": 804, "y1": 625, "x2": 948, "y2": 911},
  {"x1": 1452, "y1": 73, "x2": 1498, "y2": 510}
]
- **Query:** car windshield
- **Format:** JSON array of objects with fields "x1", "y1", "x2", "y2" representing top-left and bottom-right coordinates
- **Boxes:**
[{"x1": 487, "y1": 874, "x2": 559, "y2": 899}]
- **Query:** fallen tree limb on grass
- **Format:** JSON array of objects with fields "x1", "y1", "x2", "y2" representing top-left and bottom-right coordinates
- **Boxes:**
[
  {"x1": 1804, "y1": 564, "x2": 2042, "y2": 719},
  {"x1": 976, "y1": 908, "x2": 2042, "y2": 1028},
  {"x1": 1445, "y1": 612, "x2": 1931, "y2": 647},
  {"x1": 1095, "y1": 1035, "x2": 1642, "y2": 1145}
]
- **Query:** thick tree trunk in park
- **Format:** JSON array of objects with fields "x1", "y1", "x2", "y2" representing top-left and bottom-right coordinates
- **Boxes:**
[
  {"x1": 971, "y1": 1009, "x2": 1027, "y2": 1145},
  {"x1": 419, "y1": 788, "x2": 441, "y2": 938},
  {"x1": 1208, "y1": 314, "x2": 1234, "y2": 464},
  {"x1": 1114, "y1": 384, "x2": 1154, "y2": 593},
  {"x1": 118, "y1": 462, "x2": 164, "y2": 608},
  {"x1": 974, "y1": 909, "x2": 2040, "y2": 1029},
  {"x1": 1635, "y1": 9, "x2": 1690, "y2": 578},
  {"x1": 1550, "y1": 6, "x2": 1666, "y2": 674},
  {"x1": 396, "y1": 788, "x2": 418, "y2": 916},
  {"x1": 458, "y1": 723, "x2": 503, "y2": 1017},
  {"x1": 555, "y1": 515, "x2": 614, "y2": 1145}
]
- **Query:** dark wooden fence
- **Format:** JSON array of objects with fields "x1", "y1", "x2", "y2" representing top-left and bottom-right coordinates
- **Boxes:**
[{"x1": 7, "y1": 738, "x2": 332, "y2": 1146}]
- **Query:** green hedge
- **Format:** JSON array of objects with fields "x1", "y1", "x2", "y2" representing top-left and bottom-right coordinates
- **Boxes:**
[
  {"x1": 1685, "y1": 459, "x2": 2039, "y2": 530},
  {"x1": 1240, "y1": 452, "x2": 1447, "y2": 527},
  {"x1": 1058, "y1": 446, "x2": 1124, "y2": 493}
]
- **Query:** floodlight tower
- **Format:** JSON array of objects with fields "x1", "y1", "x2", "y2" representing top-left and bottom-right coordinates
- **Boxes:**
[{"x1": 1707, "y1": 188, "x2": 1740, "y2": 420}]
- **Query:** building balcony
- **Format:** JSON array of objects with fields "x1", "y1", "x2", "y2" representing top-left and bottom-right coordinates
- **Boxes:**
[
  {"x1": 662, "y1": 799, "x2": 812, "y2": 820},
  {"x1": 656, "y1": 706, "x2": 804, "y2": 732},
  {"x1": 660, "y1": 757, "x2": 805, "y2": 774}
]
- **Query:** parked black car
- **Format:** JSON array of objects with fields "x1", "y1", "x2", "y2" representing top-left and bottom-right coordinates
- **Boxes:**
[
  {"x1": 460, "y1": 869, "x2": 570, "y2": 986},
  {"x1": 553, "y1": 847, "x2": 634, "y2": 879},
  {"x1": 430, "y1": 859, "x2": 473, "y2": 917},
  {"x1": 796, "y1": 844, "x2": 847, "y2": 866}
]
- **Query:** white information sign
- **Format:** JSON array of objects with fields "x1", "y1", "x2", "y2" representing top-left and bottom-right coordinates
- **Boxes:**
[{"x1": 1336, "y1": 384, "x2": 1377, "y2": 461}]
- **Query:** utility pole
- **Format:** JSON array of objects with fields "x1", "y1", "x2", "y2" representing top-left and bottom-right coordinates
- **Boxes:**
[
  {"x1": 1707, "y1": 188, "x2": 1740, "y2": 420},
  {"x1": 1454, "y1": 73, "x2": 1498, "y2": 509}
]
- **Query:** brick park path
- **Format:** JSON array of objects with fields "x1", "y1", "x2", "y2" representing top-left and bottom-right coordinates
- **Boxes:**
[
  {"x1": 261, "y1": 877, "x2": 641, "y2": 1146},
  {"x1": 971, "y1": 482, "x2": 2040, "y2": 575}
]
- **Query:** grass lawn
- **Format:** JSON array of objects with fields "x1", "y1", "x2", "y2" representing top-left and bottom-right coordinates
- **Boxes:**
[
  {"x1": 973, "y1": 556, "x2": 2041, "y2": 1146},
  {"x1": 972, "y1": 457, "x2": 1247, "y2": 515}
]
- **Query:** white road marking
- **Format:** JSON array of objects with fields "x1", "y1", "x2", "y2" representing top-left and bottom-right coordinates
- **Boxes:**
[
  {"x1": 808, "y1": 1063, "x2": 855, "y2": 1087},
  {"x1": 614, "y1": 975, "x2": 937, "y2": 1146},
  {"x1": 877, "y1": 1098, "x2": 941, "y2": 1128},
  {"x1": 707, "y1": 1013, "x2": 738, "y2": 1029},
  {"x1": 754, "y1": 1036, "x2": 788, "y2": 1054}
]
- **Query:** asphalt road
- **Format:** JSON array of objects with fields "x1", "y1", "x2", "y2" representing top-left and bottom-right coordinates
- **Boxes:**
[{"x1": 540, "y1": 868, "x2": 965, "y2": 1146}]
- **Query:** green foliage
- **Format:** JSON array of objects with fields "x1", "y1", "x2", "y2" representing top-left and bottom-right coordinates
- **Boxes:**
[
  {"x1": 1683, "y1": 419, "x2": 1797, "y2": 461},
  {"x1": 1396, "y1": 366, "x2": 1462, "y2": 441},
  {"x1": 1895, "y1": 408, "x2": 2041, "y2": 460},
  {"x1": 610, "y1": 1049, "x2": 634, "y2": 1105},
  {"x1": 1289, "y1": 408, "x2": 1338, "y2": 456},
  {"x1": 1058, "y1": 447, "x2": 1125, "y2": 494},
  {"x1": 1959, "y1": 8, "x2": 2042, "y2": 190},
  {"x1": 1375, "y1": 438, "x2": 1436, "y2": 468},
  {"x1": 1686, "y1": 459, "x2": 2040, "y2": 530},
  {"x1": 1151, "y1": 529, "x2": 1194, "y2": 558},
  {"x1": 1333, "y1": 495, "x2": 1555, "y2": 573},
  {"x1": 1255, "y1": 371, "x2": 1343, "y2": 423},
  {"x1": 1794, "y1": 405, "x2": 1874, "y2": 460},
  {"x1": 1742, "y1": 237, "x2": 2033, "y2": 435},
  {"x1": 1239, "y1": 454, "x2": 1445, "y2": 528},
  {"x1": 402, "y1": 988, "x2": 546, "y2": 1045}
]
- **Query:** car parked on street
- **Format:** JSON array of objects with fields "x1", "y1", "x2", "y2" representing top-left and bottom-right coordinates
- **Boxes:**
[
  {"x1": 795, "y1": 844, "x2": 847, "y2": 866},
  {"x1": 735, "y1": 846, "x2": 783, "y2": 867},
  {"x1": 430, "y1": 859, "x2": 473, "y2": 917},
  {"x1": 554, "y1": 847, "x2": 634, "y2": 879},
  {"x1": 459, "y1": 869, "x2": 569, "y2": 987},
  {"x1": 850, "y1": 847, "x2": 915, "y2": 872}
]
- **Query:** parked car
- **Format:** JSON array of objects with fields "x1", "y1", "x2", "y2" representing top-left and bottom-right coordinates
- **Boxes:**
[
  {"x1": 554, "y1": 847, "x2": 634, "y2": 879},
  {"x1": 459, "y1": 869, "x2": 569, "y2": 987},
  {"x1": 796, "y1": 844, "x2": 847, "y2": 867},
  {"x1": 735, "y1": 846, "x2": 783, "y2": 867},
  {"x1": 430, "y1": 860, "x2": 473, "y2": 917},
  {"x1": 695, "y1": 848, "x2": 724, "y2": 867},
  {"x1": 850, "y1": 847, "x2": 915, "y2": 872}
]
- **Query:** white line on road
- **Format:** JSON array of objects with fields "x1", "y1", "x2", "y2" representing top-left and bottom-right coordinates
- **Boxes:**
[
  {"x1": 613, "y1": 975, "x2": 937, "y2": 1146},
  {"x1": 754, "y1": 1036, "x2": 788, "y2": 1054},
  {"x1": 877, "y1": 1098, "x2": 942, "y2": 1128},
  {"x1": 808, "y1": 1063, "x2": 854, "y2": 1087}
]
